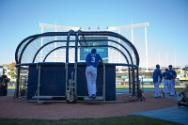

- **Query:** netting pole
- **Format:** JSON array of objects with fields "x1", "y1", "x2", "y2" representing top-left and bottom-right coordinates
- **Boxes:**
[
  {"x1": 103, "y1": 64, "x2": 106, "y2": 101},
  {"x1": 128, "y1": 67, "x2": 131, "y2": 95},
  {"x1": 132, "y1": 67, "x2": 135, "y2": 96},
  {"x1": 37, "y1": 64, "x2": 41, "y2": 103},
  {"x1": 15, "y1": 66, "x2": 20, "y2": 98},
  {"x1": 136, "y1": 67, "x2": 140, "y2": 96}
]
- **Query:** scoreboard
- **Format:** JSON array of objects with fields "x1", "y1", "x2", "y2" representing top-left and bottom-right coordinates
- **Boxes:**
[{"x1": 80, "y1": 37, "x2": 108, "y2": 62}]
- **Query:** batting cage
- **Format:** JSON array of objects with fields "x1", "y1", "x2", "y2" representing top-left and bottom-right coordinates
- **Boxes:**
[{"x1": 15, "y1": 30, "x2": 140, "y2": 103}]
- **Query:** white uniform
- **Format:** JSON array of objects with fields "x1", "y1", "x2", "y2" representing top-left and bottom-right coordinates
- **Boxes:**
[
  {"x1": 169, "y1": 79, "x2": 175, "y2": 96},
  {"x1": 168, "y1": 68, "x2": 177, "y2": 96},
  {"x1": 163, "y1": 79, "x2": 168, "y2": 94},
  {"x1": 154, "y1": 81, "x2": 161, "y2": 97},
  {"x1": 85, "y1": 50, "x2": 102, "y2": 98},
  {"x1": 162, "y1": 70, "x2": 170, "y2": 95},
  {"x1": 152, "y1": 66, "x2": 162, "y2": 98}
]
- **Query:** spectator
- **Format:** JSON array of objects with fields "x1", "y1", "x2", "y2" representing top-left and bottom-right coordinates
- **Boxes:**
[{"x1": 0, "y1": 75, "x2": 10, "y2": 96}]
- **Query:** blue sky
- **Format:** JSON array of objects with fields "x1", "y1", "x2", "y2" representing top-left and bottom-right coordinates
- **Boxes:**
[{"x1": 0, "y1": 0, "x2": 188, "y2": 67}]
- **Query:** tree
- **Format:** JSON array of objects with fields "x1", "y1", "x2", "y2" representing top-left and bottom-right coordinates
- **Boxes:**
[{"x1": 6, "y1": 62, "x2": 16, "y2": 79}]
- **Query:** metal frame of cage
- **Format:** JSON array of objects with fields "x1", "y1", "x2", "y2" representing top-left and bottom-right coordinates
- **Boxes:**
[{"x1": 15, "y1": 30, "x2": 140, "y2": 102}]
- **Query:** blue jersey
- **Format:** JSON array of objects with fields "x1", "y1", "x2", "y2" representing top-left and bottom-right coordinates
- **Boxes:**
[
  {"x1": 167, "y1": 69, "x2": 177, "y2": 80},
  {"x1": 86, "y1": 53, "x2": 102, "y2": 68},
  {"x1": 162, "y1": 71, "x2": 168, "y2": 79},
  {"x1": 152, "y1": 68, "x2": 162, "y2": 82}
]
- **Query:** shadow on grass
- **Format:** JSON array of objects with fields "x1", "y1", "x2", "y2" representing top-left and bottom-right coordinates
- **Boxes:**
[{"x1": 0, "y1": 115, "x2": 182, "y2": 125}]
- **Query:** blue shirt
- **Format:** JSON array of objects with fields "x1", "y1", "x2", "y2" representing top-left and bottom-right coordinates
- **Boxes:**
[
  {"x1": 86, "y1": 53, "x2": 102, "y2": 68},
  {"x1": 167, "y1": 69, "x2": 177, "y2": 80},
  {"x1": 152, "y1": 68, "x2": 162, "y2": 82},
  {"x1": 162, "y1": 71, "x2": 168, "y2": 79}
]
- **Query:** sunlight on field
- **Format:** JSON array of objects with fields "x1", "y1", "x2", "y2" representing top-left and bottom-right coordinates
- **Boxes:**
[{"x1": 116, "y1": 84, "x2": 186, "y2": 89}]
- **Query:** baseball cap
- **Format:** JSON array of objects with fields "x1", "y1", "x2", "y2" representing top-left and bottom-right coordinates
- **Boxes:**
[
  {"x1": 169, "y1": 65, "x2": 172, "y2": 68},
  {"x1": 156, "y1": 64, "x2": 160, "y2": 68},
  {"x1": 91, "y1": 48, "x2": 96, "y2": 53}
]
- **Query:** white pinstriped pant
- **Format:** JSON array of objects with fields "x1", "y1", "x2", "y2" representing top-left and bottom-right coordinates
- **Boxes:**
[
  {"x1": 85, "y1": 65, "x2": 97, "y2": 97},
  {"x1": 169, "y1": 79, "x2": 175, "y2": 96},
  {"x1": 154, "y1": 81, "x2": 161, "y2": 97},
  {"x1": 163, "y1": 79, "x2": 169, "y2": 94}
]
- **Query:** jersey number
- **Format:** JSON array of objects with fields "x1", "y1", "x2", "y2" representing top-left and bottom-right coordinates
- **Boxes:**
[{"x1": 91, "y1": 56, "x2": 95, "y2": 63}]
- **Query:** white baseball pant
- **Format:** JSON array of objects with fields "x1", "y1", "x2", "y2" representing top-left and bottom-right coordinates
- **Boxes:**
[{"x1": 85, "y1": 65, "x2": 97, "y2": 97}]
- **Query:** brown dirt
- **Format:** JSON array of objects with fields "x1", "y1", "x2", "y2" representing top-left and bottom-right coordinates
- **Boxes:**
[{"x1": 0, "y1": 92, "x2": 177, "y2": 120}]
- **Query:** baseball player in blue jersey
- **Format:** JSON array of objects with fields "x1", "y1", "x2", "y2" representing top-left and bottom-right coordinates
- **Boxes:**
[
  {"x1": 85, "y1": 48, "x2": 102, "y2": 99},
  {"x1": 162, "y1": 68, "x2": 169, "y2": 96},
  {"x1": 152, "y1": 64, "x2": 162, "y2": 98},
  {"x1": 168, "y1": 65, "x2": 177, "y2": 96}
]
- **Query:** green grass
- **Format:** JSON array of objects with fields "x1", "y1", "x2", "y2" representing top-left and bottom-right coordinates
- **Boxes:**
[
  {"x1": 116, "y1": 84, "x2": 185, "y2": 89},
  {"x1": 8, "y1": 86, "x2": 15, "y2": 90},
  {"x1": 0, "y1": 115, "x2": 182, "y2": 125}
]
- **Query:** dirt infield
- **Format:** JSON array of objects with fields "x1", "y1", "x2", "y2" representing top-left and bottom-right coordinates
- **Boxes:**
[{"x1": 0, "y1": 92, "x2": 177, "y2": 120}]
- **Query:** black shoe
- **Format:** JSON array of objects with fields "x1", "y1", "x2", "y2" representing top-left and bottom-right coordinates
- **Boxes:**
[
  {"x1": 177, "y1": 102, "x2": 181, "y2": 107},
  {"x1": 154, "y1": 96, "x2": 161, "y2": 98},
  {"x1": 169, "y1": 94, "x2": 175, "y2": 97},
  {"x1": 91, "y1": 94, "x2": 96, "y2": 100},
  {"x1": 87, "y1": 96, "x2": 92, "y2": 100}
]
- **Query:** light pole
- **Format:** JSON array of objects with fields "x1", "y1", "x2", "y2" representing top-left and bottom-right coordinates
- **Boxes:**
[{"x1": 108, "y1": 22, "x2": 150, "y2": 71}]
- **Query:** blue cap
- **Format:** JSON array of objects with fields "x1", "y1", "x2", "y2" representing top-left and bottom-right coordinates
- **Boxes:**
[
  {"x1": 169, "y1": 65, "x2": 172, "y2": 68},
  {"x1": 156, "y1": 64, "x2": 160, "y2": 68}
]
